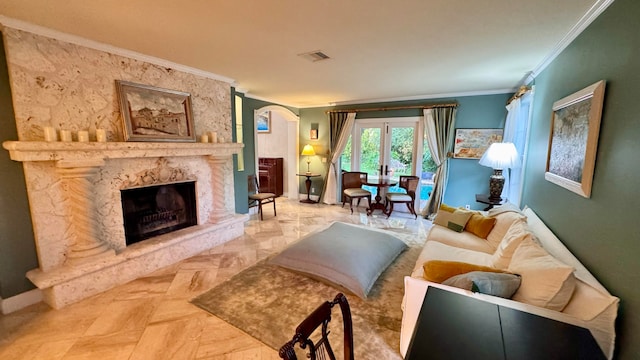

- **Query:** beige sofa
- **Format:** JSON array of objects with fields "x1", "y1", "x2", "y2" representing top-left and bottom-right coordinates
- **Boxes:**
[{"x1": 400, "y1": 205, "x2": 619, "y2": 359}]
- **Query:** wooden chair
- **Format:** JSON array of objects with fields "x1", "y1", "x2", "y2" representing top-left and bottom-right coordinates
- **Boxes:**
[
  {"x1": 385, "y1": 175, "x2": 419, "y2": 219},
  {"x1": 279, "y1": 293, "x2": 354, "y2": 360},
  {"x1": 248, "y1": 174, "x2": 276, "y2": 220},
  {"x1": 341, "y1": 171, "x2": 372, "y2": 214}
]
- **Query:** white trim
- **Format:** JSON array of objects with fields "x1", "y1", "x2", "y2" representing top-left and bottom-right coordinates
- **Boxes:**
[
  {"x1": 1, "y1": 288, "x2": 43, "y2": 314},
  {"x1": 330, "y1": 88, "x2": 516, "y2": 106},
  {"x1": 0, "y1": 15, "x2": 235, "y2": 85},
  {"x1": 243, "y1": 92, "x2": 300, "y2": 109},
  {"x1": 528, "y1": 0, "x2": 615, "y2": 82}
]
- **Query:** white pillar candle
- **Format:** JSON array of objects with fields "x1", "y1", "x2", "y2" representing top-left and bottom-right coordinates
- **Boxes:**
[
  {"x1": 60, "y1": 130, "x2": 72, "y2": 142},
  {"x1": 95, "y1": 129, "x2": 107, "y2": 142},
  {"x1": 211, "y1": 132, "x2": 218, "y2": 143},
  {"x1": 44, "y1": 126, "x2": 58, "y2": 142},
  {"x1": 218, "y1": 136, "x2": 225, "y2": 143},
  {"x1": 77, "y1": 130, "x2": 89, "y2": 142},
  {"x1": 200, "y1": 134, "x2": 209, "y2": 143}
]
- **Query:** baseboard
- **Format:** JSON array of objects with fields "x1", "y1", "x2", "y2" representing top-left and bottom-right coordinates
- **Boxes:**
[{"x1": 1, "y1": 288, "x2": 43, "y2": 314}]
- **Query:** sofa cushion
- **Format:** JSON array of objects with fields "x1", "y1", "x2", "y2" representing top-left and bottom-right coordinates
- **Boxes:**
[
  {"x1": 491, "y1": 219, "x2": 532, "y2": 269},
  {"x1": 411, "y1": 240, "x2": 494, "y2": 278},
  {"x1": 442, "y1": 271, "x2": 522, "y2": 298},
  {"x1": 427, "y1": 225, "x2": 496, "y2": 254},
  {"x1": 422, "y1": 260, "x2": 508, "y2": 283},
  {"x1": 485, "y1": 210, "x2": 527, "y2": 249},
  {"x1": 508, "y1": 238, "x2": 577, "y2": 311},
  {"x1": 464, "y1": 213, "x2": 497, "y2": 239},
  {"x1": 433, "y1": 208, "x2": 472, "y2": 232}
]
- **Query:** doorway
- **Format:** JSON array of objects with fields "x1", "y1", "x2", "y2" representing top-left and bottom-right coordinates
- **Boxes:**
[{"x1": 253, "y1": 105, "x2": 300, "y2": 200}]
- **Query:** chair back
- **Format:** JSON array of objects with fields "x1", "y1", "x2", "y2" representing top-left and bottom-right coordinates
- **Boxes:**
[
  {"x1": 279, "y1": 293, "x2": 354, "y2": 360},
  {"x1": 399, "y1": 175, "x2": 420, "y2": 199},
  {"x1": 342, "y1": 171, "x2": 367, "y2": 190},
  {"x1": 248, "y1": 174, "x2": 259, "y2": 194}
]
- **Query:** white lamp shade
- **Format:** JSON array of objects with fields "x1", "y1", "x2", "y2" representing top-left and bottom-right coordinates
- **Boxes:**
[{"x1": 478, "y1": 142, "x2": 519, "y2": 169}]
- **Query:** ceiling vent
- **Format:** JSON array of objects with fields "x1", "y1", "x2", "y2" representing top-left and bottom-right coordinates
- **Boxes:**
[{"x1": 298, "y1": 50, "x2": 331, "y2": 62}]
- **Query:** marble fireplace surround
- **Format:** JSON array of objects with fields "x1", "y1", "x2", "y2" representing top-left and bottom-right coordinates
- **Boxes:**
[{"x1": 3, "y1": 140, "x2": 246, "y2": 309}]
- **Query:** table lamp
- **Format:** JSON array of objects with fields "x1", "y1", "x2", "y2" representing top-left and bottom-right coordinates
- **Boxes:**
[
  {"x1": 478, "y1": 142, "x2": 519, "y2": 200},
  {"x1": 301, "y1": 144, "x2": 316, "y2": 174}
]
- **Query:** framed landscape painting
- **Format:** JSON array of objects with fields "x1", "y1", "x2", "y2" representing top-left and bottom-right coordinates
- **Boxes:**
[
  {"x1": 545, "y1": 80, "x2": 606, "y2": 198},
  {"x1": 453, "y1": 128, "x2": 503, "y2": 159},
  {"x1": 116, "y1": 81, "x2": 195, "y2": 142}
]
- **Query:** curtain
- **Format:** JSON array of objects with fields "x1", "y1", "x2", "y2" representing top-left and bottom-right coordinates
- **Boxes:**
[
  {"x1": 420, "y1": 106, "x2": 457, "y2": 218},
  {"x1": 502, "y1": 90, "x2": 533, "y2": 207},
  {"x1": 321, "y1": 112, "x2": 356, "y2": 204}
]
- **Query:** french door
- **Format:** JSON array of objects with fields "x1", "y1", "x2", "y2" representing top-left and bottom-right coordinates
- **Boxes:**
[{"x1": 345, "y1": 117, "x2": 423, "y2": 193}]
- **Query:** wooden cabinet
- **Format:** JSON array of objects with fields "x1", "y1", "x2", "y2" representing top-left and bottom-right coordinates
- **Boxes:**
[{"x1": 258, "y1": 157, "x2": 283, "y2": 196}]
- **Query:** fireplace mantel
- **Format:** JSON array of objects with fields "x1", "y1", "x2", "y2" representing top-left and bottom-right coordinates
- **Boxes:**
[{"x1": 3, "y1": 141, "x2": 243, "y2": 162}]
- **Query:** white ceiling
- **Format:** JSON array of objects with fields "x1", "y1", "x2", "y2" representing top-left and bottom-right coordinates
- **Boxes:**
[{"x1": 0, "y1": 0, "x2": 607, "y2": 108}]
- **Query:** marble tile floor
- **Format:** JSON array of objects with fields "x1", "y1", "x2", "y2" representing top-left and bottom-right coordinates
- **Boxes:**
[{"x1": 0, "y1": 199, "x2": 431, "y2": 360}]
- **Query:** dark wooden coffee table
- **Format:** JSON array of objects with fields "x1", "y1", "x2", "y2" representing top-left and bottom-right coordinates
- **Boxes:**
[{"x1": 405, "y1": 287, "x2": 605, "y2": 360}]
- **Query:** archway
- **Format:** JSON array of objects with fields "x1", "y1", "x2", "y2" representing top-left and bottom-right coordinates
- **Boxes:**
[{"x1": 254, "y1": 105, "x2": 300, "y2": 199}]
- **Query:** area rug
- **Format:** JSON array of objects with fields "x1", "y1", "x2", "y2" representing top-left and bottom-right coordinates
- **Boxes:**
[{"x1": 191, "y1": 222, "x2": 426, "y2": 359}]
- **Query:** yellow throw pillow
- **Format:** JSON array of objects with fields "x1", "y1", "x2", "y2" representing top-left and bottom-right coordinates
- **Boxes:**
[
  {"x1": 422, "y1": 260, "x2": 508, "y2": 283},
  {"x1": 439, "y1": 203, "x2": 457, "y2": 213},
  {"x1": 433, "y1": 209, "x2": 473, "y2": 232},
  {"x1": 465, "y1": 213, "x2": 497, "y2": 239}
]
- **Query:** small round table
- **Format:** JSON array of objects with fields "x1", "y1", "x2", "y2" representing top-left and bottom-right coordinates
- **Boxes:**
[
  {"x1": 297, "y1": 173, "x2": 321, "y2": 203},
  {"x1": 362, "y1": 177, "x2": 397, "y2": 215}
]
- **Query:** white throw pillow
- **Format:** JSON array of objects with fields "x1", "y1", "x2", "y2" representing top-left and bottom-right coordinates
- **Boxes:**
[
  {"x1": 491, "y1": 219, "x2": 532, "y2": 269},
  {"x1": 485, "y1": 211, "x2": 527, "y2": 250},
  {"x1": 508, "y1": 238, "x2": 576, "y2": 311}
]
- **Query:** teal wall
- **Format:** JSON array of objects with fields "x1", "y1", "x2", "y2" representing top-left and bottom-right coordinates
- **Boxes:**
[
  {"x1": 521, "y1": 1, "x2": 639, "y2": 357},
  {"x1": 299, "y1": 94, "x2": 509, "y2": 208},
  {"x1": 0, "y1": 33, "x2": 39, "y2": 298}
]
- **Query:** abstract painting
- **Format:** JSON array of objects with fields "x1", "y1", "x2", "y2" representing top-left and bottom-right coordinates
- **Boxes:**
[{"x1": 545, "y1": 80, "x2": 606, "y2": 198}]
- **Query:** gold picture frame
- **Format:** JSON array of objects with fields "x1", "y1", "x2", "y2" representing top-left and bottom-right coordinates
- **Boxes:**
[
  {"x1": 116, "y1": 80, "x2": 195, "y2": 142},
  {"x1": 545, "y1": 80, "x2": 606, "y2": 198}
]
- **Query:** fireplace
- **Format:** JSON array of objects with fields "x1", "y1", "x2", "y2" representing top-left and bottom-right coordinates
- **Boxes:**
[
  {"x1": 121, "y1": 181, "x2": 197, "y2": 245},
  {"x1": 3, "y1": 141, "x2": 247, "y2": 309}
]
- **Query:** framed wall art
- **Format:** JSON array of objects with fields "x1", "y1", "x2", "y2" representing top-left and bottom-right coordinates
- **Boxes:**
[
  {"x1": 310, "y1": 122, "x2": 319, "y2": 140},
  {"x1": 257, "y1": 111, "x2": 271, "y2": 133},
  {"x1": 545, "y1": 80, "x2": 606, "y2": 198},
  {"x1": 116, "y1": 80, "x2": 195, "y2": 142},
  {"x1": 453, "y1": 128, "x2": 503, "y2": 159}
]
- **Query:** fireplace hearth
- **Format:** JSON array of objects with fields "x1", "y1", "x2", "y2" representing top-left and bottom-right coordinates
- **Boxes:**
[{"x1": 122, "y1": 181, "x2": 197, "y2": 245}]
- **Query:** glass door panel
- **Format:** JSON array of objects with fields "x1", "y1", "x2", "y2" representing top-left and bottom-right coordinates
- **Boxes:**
[{"x1": 351, "y1": 119, "x2": 418, "y2": 198}]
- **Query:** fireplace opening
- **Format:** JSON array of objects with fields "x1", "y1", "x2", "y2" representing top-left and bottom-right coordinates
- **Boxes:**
[{"x1": 121, "y1": 181, "x2": 197, "y2": 245}]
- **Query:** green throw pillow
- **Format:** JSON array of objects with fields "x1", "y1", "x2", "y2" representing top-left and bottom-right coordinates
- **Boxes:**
[
  {"x1": 442, "y1": 271, "x2": 522, "y2": 298},
  {"x1": 434, "y1": 209, "x2": 473, "y2": 232}
]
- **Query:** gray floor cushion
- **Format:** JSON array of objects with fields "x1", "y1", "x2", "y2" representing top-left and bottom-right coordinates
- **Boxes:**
[{"x1": 269, "y1": 222, "x2": 407, "y2": 299}]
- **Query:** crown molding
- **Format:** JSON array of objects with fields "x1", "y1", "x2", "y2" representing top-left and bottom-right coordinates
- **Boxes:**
[
  {"x1": 0, "y1": 15, "x2": 236, "y2": 85},
  {"x1": 528, "y1": 0, "x2": 615, "y2": 82},
  {"x1": 330, "y1": 88, "x2": 516, "y2": 107}
]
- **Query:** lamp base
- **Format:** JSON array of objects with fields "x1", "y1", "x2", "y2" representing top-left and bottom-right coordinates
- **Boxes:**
[{"x1": 488, "y1": 169, "x2": 505, "y2": 200}]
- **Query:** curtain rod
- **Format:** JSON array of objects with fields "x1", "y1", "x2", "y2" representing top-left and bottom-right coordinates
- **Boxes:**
[
  {"x1": 325, "y1": 102, "x2": 458, "y2": 114},
  {"x1": 507, "y1": 85, "x2": 531, "y2": 105}
]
